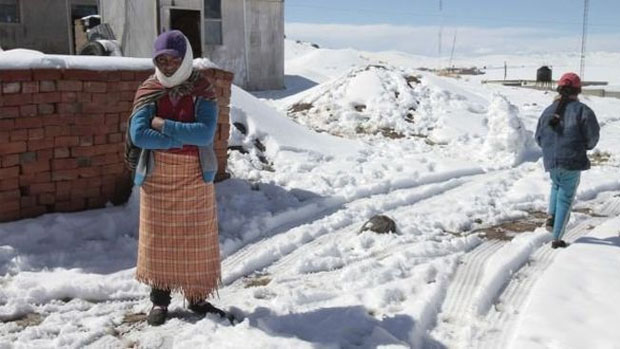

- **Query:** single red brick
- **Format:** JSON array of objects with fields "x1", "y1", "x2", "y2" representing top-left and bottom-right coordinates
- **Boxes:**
[
  {"x1": 39, "y1": 80, "x2": 56, "y2": 92},
  {"x1": 20, "y1": 104, "x2": 38, "y2": 117},
  {"x1": 0, "y1": 106, "x2": 20, "y2": 118},
  {"x1": 0, "y1": 177, "x2": 19, "y2": 191},
  {"x1": 84, "y1": 81, "x2": 107, "y2": 93},
  {"x1": 54, "y1": 147, "x2": 70, "y2": 158},
  {"x1": 78, "y1": 92, "x2": 92, "y2": 103},
  {"x1": 2, "y1": 82, "x2": 21, "y2": 94},
  {"x1": 70, "y1": 146, "x2": 96, "y2": 157},
  {"x1": 61, "y1": 92, "x2": 78, "y2": 103},
  {"x1": 37, "y1": 104, "x2": 55, "y2": 115},
  {"x1": 51, "y1": 169, "x2": 78, "y2": 181},
  {"x1": 119, "y1": 81, "x2": 140, "y2": 91},
  {"x1": 79, "y1": 135, "x2": 93, "y2": 146},
  {"x1": 0, "y1": 142, "x2": 27, "y2": 155},
  {"x1": 94, "y1": 135, "x2": 107, "y2": 145},
  {"x1": 29, "y1": 182, "x2": 55, "y2": 194},
  {"x1": 22, "y1": 81, "x2": 39, "y2": 94},
  {"x1": 0, "y1": 131, "x2": 8, "y2": 142},
  {"x1": 105, "y1": 91, "x2": 121, "y2": 103},
  {"x1": 21, "y1": 159, "x2": 50, "y2": 174},
  {"x1": 0, "y1": 209, "x2": 21, "y2": 222},
  {"x1": 87, "y1": 197, "x2": 107, "y2": 209},
  {"x1": 3, "y1": 93, "x2": 33, "y2": 106},
  {"x1": 44, "y1": 125, "x2": 67, "y2": 138},
  {"x1": 3, "y1": 154, "x2": 19, "y2": 167},
  {"x1": 134, "y1": 71, "x2": 154, "y2": 81},
  {"x1": 102, "y1": 164, "x2": 124, "y2": 175},
  {"x1": 0, "y1": 189, "x2": 20, "y2": 200},
  {"x1": 120, "y1": 71, "x2": 135, "y2": 80},
  {"x1": 54, "y1": 136, "x2": 79, "y2": 147},
  {"x1": 78, "y1": 166, "x2": 101, "y2": 178},
  {"x1": 33, "y1": 69, "x2": 61, "y2": 80},
  {"x1": 10, "y1": 129, "x2": 28, "y2": 141},
  {"x1": 27, "y1": 139, "x2": 54, "y2": 151},
  {"x1": 57, "y1": 103, "x2": 81, "y2": 114},
  {"x1": 19, "y1": 152, "x2": 36, "y2": 164},
  {"x1": 33, "y1": 92, "x2": 61, "y2": 104},
  {"x1": 36, "y1": 150, "x2": 53, "y2": 160},
  {"x1": 0, "y1": 166, "x2": 20, "y2": 179},
  {"x1": 15, "y1": 117, "x2": 43, "y2": 129},
  {"x1": 57, "y1": 80, "x2": 83, "y2": 92},
  {"x1": 21, "y1": 206, "x2": 47, "y2": 218},
  {"x1": 19, "y1": 171, "x2": 50, "y2": 186},
  {"x1": 0, "y1": 70, "x2": 32, "y2": 81},
  {"x1": 108, "y1": 133, "x2": 123, "y2": 143},
  {"x1": 107, "y1": 71, "x2": 122, "y2": 81},
  {"x1": 104, "y1": 114, "x2": 119, "y2": 125},
  {"x1": 52, "y1": 158, "x2": 78, "y2": 170},
  {"x1": 38, "y1": 193, "x2": 55, "y2": 205},
  {"x1": 20, "y1": 195, "x2": 37, "y2": 208},
  {"x1": 27, "y1": 128, "x2": 44, "y2": 140},
  {"x1": 85, "y1": 176, "x2": 103, "y2": 187},
  {"x1": 63, "y1": 70, "x2": 108, "y2": 81}
]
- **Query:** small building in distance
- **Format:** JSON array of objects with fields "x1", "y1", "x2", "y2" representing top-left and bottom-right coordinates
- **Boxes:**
[
  {"x1": 100, "y1": 0, "x2": 284, "y2": 91},
  {"x1": 0, "y1": 0, "x2": 98, "y2": 54}
]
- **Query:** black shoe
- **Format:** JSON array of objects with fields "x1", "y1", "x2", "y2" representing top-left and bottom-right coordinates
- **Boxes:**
[
  {"x1": 545, "y1": 215, "x2": 554, "y2": 232},
  {"x1": 551, "y1": 240, "x2": 568, "y2": 249},
  {"x1": 188, "y1": 300, "x2": 227, "y2": 318},
  {"x1": 147, "y1": 305, "x2": 168, "y2": 326}
]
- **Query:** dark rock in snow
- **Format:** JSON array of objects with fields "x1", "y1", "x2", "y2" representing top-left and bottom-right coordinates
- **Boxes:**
[{"x1": 360, "y1": 215, "x2": 397, "y2": 234}]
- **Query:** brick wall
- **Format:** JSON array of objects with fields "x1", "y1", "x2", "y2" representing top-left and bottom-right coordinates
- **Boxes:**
[{"x1": 0, "y1": 67, "x2": 233, "y2": 222}]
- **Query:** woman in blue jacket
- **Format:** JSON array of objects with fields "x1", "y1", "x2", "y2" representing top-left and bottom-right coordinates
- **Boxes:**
[
  {"x1": 535, "y1": 72, "x2": 600, "y2": 249},
  {"x1": 126, "y1": 30, "x2": 223, "y2": 326}
]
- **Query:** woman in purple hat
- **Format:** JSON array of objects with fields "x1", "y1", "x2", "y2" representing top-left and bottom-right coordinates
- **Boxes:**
[{"x1": 126, "y1": 30, "x2": 224, "y2": 326}]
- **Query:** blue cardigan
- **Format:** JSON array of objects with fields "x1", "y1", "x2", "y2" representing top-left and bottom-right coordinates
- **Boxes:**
[
  {"x1": 535, "y1": 99, "x2": 600, "y2": 171},
  {"x1": 129, "y1": 97, "x2": 219, "y2": 185}
]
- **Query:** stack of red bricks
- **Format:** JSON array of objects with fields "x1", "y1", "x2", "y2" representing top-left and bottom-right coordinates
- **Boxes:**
[{"x1": 0, "y1": 67, "x2": 233, "y2": 222}]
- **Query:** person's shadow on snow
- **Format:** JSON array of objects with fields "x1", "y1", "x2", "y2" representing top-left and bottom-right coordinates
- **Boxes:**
[
  {"x1": 574, "y1": 236, "x2": 620, "y2": 248},
  {"x1": 242, "y1": 305, "x2": 446, "y2": 348}
]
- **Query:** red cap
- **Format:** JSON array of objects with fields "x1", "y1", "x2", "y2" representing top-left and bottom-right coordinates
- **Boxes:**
[{"x1": 558, "y1": 72, "x2": 581, "y2": 88}]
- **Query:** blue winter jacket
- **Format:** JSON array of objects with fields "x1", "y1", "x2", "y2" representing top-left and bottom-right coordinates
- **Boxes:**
[
  {"x1": 129, "y1": 97, "x2": 218, "y2": 186},
  {"x1": 535, "y1": 99, "x2": 600, "y2": 172}
]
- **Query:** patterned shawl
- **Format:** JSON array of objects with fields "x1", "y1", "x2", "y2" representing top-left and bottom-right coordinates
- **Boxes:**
[{"x1": 124, "y1": 70, "x2": 216, "y2": 171}]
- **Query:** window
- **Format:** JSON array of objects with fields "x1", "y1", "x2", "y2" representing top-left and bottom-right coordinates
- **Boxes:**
[
  {"x1": 203, "y1": 0, "x2": 222, "y2": 45},
  {"x1": 0, "y1": 0, "x2": 19, "y2": 24}
]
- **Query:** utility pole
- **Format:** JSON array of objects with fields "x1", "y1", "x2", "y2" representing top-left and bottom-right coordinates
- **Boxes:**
[
  {"x1": 580, "y1": 0, "x2": 590, "y2": 79},
  {"x1": 448, "y1": 28, "x2": 457, "y2": 69},
  {"x1": 438, "y1": 0, "x2": 443, "y2": 57}
]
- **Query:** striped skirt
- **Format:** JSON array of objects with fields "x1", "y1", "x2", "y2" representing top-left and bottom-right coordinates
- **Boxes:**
[{"x1": 136, "y1": 151, "x2": 220, "y2": 302}]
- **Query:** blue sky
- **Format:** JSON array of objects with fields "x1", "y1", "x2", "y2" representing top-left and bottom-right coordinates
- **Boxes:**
[{"x1": 285, "y1": 0, "x2": 620, "y2": 55}]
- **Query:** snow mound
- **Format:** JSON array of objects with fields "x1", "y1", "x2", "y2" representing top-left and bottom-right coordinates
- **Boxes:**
[
  {"x1": 285, "y1": 64, "x2": 421, "y2": 138},
  {"x1": 479, "y1": 94, "x2": 535, "y2": 168}
]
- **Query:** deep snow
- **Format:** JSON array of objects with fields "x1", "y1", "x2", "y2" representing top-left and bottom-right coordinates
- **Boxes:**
[{"x1": 1, "y1": 41, "x2": 620, "y2": 348}]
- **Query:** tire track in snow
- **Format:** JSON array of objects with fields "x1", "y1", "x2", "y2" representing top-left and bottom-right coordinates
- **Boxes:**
[
  {"x1": 221, "y1": 173, "x2": 480, "y2": 285},
  {"x1": 221, "y1": 167, "x2": 484, "y2": 267},
  {"x1": 427, "y1": 240, "x2": 506, "y2": 347},
  {"x1": 474, "y1": 197, "x2": 620, "y2": 349}
]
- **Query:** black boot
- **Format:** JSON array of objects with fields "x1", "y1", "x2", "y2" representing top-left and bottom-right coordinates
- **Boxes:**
[
  {"x1": 147, "y1": 305, "x2": 168, "y2": 326},
  {"x1": 189, "y1": 300, "x2": 227, "y2": 317},
  {"x1": 147, "y1": 288, "x2": 171, "y2": 326},
  {"x1": 551, "y1": 239, "x2": 568, "y2": 249}
]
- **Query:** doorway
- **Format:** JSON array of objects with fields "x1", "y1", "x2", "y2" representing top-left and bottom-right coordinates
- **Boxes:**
[{"x1": 169, "y1": 9, "x2": 202, "y2": 58}]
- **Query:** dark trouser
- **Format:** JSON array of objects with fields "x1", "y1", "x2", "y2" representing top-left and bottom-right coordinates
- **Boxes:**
[{"x1": 150, "y1": 288, "x2": 171, "y2": 307}]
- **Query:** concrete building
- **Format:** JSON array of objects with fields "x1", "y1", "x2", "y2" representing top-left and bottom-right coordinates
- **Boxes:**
[
  {"x1": 0, "y1": 0, "x2": 98, "y2": 54},
  {"x1": 100, "y1": 0, "x2": 284, "y2": 91}
]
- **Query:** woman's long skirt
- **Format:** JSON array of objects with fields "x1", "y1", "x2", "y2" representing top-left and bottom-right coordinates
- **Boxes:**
[{"x1": 136, "y1": 151, "x2": 220, "y2": 302}]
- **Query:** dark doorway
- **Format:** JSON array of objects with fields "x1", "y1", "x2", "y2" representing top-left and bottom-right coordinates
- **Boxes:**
[{"x1": 170, "y1": 9, "x2": 202, "y2": 58}]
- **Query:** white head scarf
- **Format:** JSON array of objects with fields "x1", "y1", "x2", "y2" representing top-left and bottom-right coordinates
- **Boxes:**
[{"x1": 155, "y1": 36, "x2": 194, "y2": 88}]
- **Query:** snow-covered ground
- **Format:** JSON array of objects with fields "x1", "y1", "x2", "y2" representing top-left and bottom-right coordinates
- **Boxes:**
[{"x1": 1, "y1": 41, "x2": 620, "y2": 348}]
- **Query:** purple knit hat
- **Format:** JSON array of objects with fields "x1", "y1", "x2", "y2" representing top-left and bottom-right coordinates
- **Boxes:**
[{"x1": 153, "y1": 30, "x2": 187, "y2": 60}]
